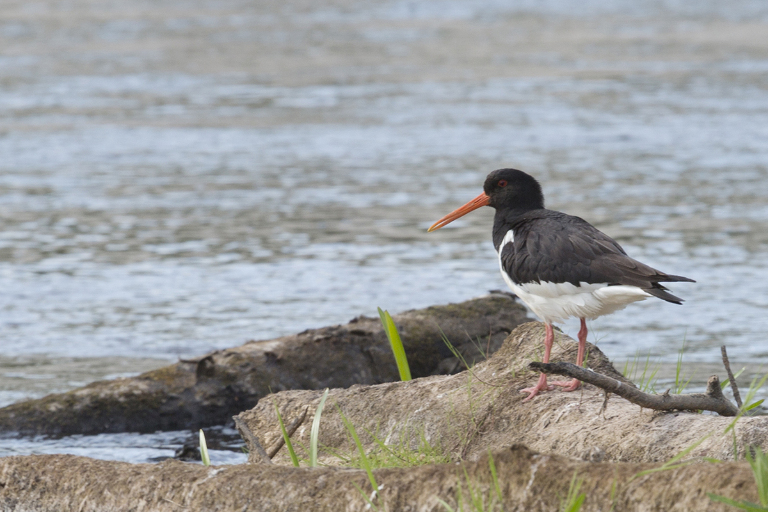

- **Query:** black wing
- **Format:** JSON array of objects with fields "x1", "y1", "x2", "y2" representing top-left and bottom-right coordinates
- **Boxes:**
[{"x1": 501, "y1": 212, "x2": 694, "y2": 303}]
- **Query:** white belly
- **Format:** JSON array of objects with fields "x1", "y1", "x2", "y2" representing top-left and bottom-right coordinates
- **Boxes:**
[{"x1": 497, "y1": 231, "x2": 650, "y2": 324}]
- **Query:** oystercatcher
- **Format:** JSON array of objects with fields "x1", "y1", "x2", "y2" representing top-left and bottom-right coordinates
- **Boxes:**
[{"x1": 428, "y1": 169, "x2": 694, "y2": 400}]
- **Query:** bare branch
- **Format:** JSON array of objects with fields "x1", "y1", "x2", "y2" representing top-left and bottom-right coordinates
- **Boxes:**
[
  {"x1": 720, "y1": 345, "x2": 742, "y2": 408},
  {"x1": 267, "y1": 406, "x2": 308, "y2": 459},
  {"x1": 234, "y1": 416, "x2": 272, "y2": 464},
  {"x1": 530, "y1": 362, "x2": 739, "y2": 417}
]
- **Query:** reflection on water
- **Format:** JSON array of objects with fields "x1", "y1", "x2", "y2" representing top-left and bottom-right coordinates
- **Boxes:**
[
  {"x1": 2, "y1": 0, "x2": 768, "y2": 460},
  {"x1": 0, "y1": 426, "x2": 247, "y2": 465}
]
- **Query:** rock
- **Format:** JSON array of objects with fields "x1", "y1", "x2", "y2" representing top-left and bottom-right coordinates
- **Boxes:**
[
  {"x1": 0, "y1": 294, "x2": 528, "y2": 436},
  {"x1": 0, "y1": 446, "x2": 757, "y2": 511},
  {"x1": 237, "y1": 322, "x2": 768, "y2": 465}
]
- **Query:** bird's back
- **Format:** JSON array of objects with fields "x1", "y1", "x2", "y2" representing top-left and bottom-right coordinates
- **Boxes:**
[{"x1": 497, "y1": 209, "x2": 693, "y2": 303}]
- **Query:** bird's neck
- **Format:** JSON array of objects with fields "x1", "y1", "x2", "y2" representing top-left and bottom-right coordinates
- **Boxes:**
[{"x1": 492, "y1": 207, "x2": 539, "y2": 251}]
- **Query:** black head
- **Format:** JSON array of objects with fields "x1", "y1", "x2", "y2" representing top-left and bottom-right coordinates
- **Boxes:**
[
  {"x1": 483, "y1": 168, "x2": 544, "y2": 211},
  {"x1": 428, "y1": 168, "x2": 545, "y2": 232}
]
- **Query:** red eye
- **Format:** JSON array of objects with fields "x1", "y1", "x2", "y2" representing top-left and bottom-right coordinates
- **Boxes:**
[{"x1": 498, "y1": 179, "x2": 507, "y2": 187}]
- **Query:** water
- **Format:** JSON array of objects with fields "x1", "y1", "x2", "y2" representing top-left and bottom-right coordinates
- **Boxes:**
[{"x1": 1, "y1": 0, "x2": 768, "y2": 461}]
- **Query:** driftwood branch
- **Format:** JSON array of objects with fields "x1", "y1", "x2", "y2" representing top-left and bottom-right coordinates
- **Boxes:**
[
  {"x1": 530, "y1": 362, "x2": 740, "y2": 417},
  {"x1": 721, "y1": 345, "x2": 743, "y2": 408},
  {"x1": 234, "y1": 416, "x2": 272, "y2": 464},
  {"x1": 267, "y1": 406, "x2": 308, "y2": 459}
]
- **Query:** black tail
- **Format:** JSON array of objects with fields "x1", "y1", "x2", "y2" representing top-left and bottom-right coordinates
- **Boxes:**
[
  {"x1": 645, "y1": 286, "x2": 684, "y2": 304},
  {"x1": 645, "y1": 276, "x2": 694, "y2": 304},
  {"x1": 660, "y1": 273, "x2": 696, "y2": 283}
]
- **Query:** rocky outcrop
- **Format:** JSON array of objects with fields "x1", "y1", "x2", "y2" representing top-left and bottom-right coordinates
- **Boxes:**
[
  {"x1": 0, "y1": 446, "x2": 758, "y2": 511},
  {"x1": 1, "y1": 318, "x2": 766, "y2": 511},
  {"x1": 237, "y1": 322, "x2": 768, "y2": 465},
  {"x1": 0, "y1": 294, "x2": 527, "y2": 436}
]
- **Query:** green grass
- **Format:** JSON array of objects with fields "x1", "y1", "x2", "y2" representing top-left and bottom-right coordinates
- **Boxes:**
[
  {"x1": 198, "y1": 429, "x2": 211, "y2": 466},
  {"x1": 336, "y1": 423, "x2": 451, "y2": 469},
  {"x1": 309, "y1": 388, "x2": 330, "y2": 467},
  {"x1": 630, "y1": 434, "x2": 712, "y2": 482},
  {"x1": 378, "y1": 307, "x2": 412, "y2": 381},
  {"x1": 274, "y1": 401, "x2": 300, "y2": 467},
  {"x1": 622, "y1": 351, "x2": 660, "y2": 394},
  {"x1": 721, "y1": 367, "x2": 746, "y2": 391},
  {"x1": 673, "y1": 338, "x2": 692, "y2": 394},
  {"x1": 621, "y1": 339, "x2": 697, "y2": 395},
  {"x1": 560, "y1": 472, "x2": 586, "y2": 512},
  {"x1": 725, "y1": 372, "x2": 768, "y2": 439},
  {"x1": 339, "y1": 406, "x2": 382, "y2": 511},
  {"x1": 437, "y1": 452, "x2": 505, "y2": 512},
  {"x1": 709, "y1": 448, "x2": 768, "y2": 511}
]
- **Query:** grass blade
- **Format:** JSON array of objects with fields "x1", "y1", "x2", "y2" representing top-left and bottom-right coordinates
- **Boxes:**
[
  {"x1": 352, "y1": 481, "x2": 381, "y2": 512},
  {"x1": 488, "y1": 450, "x2": 503, "y2": 505},
  {"x1": 708, "y1": 493, "x2": 768, "y2": 511},
  {"x1": 561, "y1": 472, "x2": 586, "y2": 512},
  {"x1": 748, "y1": 447, "x2": 768, "y2": 506},
  {"x1": 378, "y1": 308, "x2": 412, "y2": 381},
  {"x1": 339, "y1": 406, "x2": 380, "y2": 495},
  {"x1": 674, "y1": 338, "x2": 691, "y2": 394},
  {"x1": 630, "y1": 434, "x2": 711, "y2": 481},
  {"x1": 274, "y1": 401, "x2": 300, "y2": 467},
  {"x1": 198, "y1": 429, "x2": 211, "y2": 466},
  {"x1": 726, "y1": 372, "x2": 768, "y2": 435},
  {"x1": 310, "y1": 388, "x2": 330, "y2": 467}
]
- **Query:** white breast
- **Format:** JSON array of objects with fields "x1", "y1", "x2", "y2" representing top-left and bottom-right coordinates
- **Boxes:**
[{"x1": 496, "y1": 230, "x2": 651, "y2": 324}]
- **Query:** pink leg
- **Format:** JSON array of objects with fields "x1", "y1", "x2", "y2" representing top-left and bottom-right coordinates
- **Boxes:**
[
  {"x1": 552, "y1": 318, "x2": 587, "y2": 392},
  {"x1": 520, "y1": 323, "x2": 555, "y2": 401}
]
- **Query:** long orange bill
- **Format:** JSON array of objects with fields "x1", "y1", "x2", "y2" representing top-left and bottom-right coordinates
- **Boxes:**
[{"x1": 427, "y1": 192, "x2": 490, "y2": 232}]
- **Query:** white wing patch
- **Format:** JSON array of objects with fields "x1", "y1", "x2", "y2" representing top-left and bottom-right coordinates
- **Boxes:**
[
  {"x1": 496, "y1": 245, "x2": 651, "y2": 323},
  {"x1": 499, "y1": 229, "x2": 514, "y2": 252}
]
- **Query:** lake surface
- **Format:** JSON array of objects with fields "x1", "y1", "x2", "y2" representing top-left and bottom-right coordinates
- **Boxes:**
[{"x1": 1, "y1": 0, "x2": 768, "y2": 461}]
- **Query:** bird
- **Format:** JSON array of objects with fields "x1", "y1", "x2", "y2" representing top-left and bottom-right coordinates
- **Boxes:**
[{"x1": 428, "y1": 168, "x2": 694, "y2": 400}]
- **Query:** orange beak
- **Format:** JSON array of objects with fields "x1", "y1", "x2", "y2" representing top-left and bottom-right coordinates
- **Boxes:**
[{"x1": 427, "y1": 192, "x2": 490, "y2": 232}]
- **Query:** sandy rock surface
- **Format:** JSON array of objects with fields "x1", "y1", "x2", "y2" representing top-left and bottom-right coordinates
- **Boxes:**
[
  {"x1": 239, "y1": 322, "x2": 768, "y2": 465},
  {"x1": 0, "y1": 446, "x2": 758, "y2": 512}
]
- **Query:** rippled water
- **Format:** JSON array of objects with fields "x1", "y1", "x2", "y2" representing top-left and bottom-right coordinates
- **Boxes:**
[{"x1": 2, "y1": 0, "x2": 768, "y2": 461}]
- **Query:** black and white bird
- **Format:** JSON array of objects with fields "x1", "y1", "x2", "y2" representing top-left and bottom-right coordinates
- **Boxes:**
[{"x1": 428, "y1": 169, "x2": 694, "y2": 400}]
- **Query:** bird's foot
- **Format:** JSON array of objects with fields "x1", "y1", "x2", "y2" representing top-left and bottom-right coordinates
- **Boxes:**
[
  {"x1": 520, "y1": 373, "x2": 554, "y2": 401},
  {"x1": 551, "y1": 378, "x2": 581, "y2": 392}
]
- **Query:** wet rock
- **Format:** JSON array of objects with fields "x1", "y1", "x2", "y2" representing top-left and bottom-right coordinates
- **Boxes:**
[
  {"x1": 0, "y1": 294, "x2": 527, "y2": 436},
  {"x1": 173, "y1": 442, "x2": 201, "y2": 462},
  {"x1": 238, "y1": 322, "x2": 768, "y2": 465},
  {"x1": 0, "y1": 446, "x2": 758, "y2": 511}
]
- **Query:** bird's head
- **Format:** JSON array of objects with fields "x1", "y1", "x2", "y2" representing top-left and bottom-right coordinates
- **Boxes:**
[{"x1": 428, "y1": 168, "x2": 544, "y2": 232}]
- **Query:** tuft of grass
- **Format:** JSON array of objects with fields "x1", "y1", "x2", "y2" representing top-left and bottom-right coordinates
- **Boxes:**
[
  {"x1": 622, "y1": 351, "x2": 660, "y2": 394},
  {"x1": 560, "y1": 472, "x2": 586, "y2": 512},
  {"x1": 725, "y1": 372, "x2": 768, "y2": 436},
  {"x1": 630, "y1": 434, "x2": 712, "y2": 482},
  {"x1": 378, "y1": 307, "x2": 412, "y2": 381},
  {"x1": 673, "y1": 338, "x2": 692, "y2": 394},
  {"x1": 437, "y1": 454, "x2": 505, "y2": 512},
  {"x1": 439, "y1": 328, "x2": 505, "y2": 383},
  {"x1": 709, "y1": 447, "x2": 768, "y2": 511},
  {"x1": 339, "y1": 407, "x2": 381, "y2": 510},
  {"x1": 310, "y1": 388, "x2": 330, "y2": 468},
  {"x1": 721, "y1": 367, "x2": 746, "y2": 391},
  {"x1": 339, "y1": 423, "x2": 450, "y2": 469},
  {"x1": 199, "y1": 429, "x2": 211, "y2": 466},
  {"x1": 274, "y1": 401, "x2": 300, "y2": 467},
  {"x1": 441, "y1": 329, "x2": 473, "y2": 370}
]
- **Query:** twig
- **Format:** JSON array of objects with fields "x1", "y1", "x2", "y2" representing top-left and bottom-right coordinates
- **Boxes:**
[
  {"x1": 267, "y1": 406, "x2": 308, "y2": 459},
  {"x1": 600, "y1": 390, "x2": 610, "y2": 417},
  {"x1": 162, "y1": 498, "x2": 186, "y2": 509},
  {"x1": 233, "y1": 416, "x2": 272, "y2": 464},
  {"x1": 530, "y1": 362, "x2": 739, "y2": 417},
  {"x1": 720, "y1": 345, "x2": 742, "y2": 408}
]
